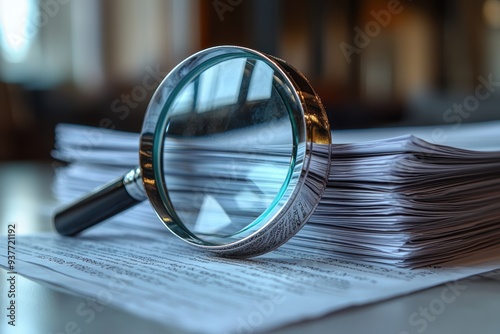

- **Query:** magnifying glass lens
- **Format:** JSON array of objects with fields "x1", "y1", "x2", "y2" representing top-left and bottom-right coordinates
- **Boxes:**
[
  {"x1": 158, "y1": 57, "x2": 295, "y2": 244},
  {"x1": 54, "y1": 46, "x2": 330, "y2": 257}
]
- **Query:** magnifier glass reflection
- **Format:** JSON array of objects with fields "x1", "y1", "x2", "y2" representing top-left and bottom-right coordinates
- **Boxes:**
[{"x1": 54, "y1": 46, "x2": 331, "y2": 257}]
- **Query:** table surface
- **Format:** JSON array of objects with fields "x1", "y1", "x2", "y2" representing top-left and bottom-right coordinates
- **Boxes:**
[{"x1": 1, "y1": 162, "x2": 500, "y2": 334}]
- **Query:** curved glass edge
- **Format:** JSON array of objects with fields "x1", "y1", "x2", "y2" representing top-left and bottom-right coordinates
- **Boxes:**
[{"x1": 139, "y1": 46, "x2": 331, "y2": 256}]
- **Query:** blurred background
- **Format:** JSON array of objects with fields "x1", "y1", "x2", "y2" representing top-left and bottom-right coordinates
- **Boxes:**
[{"x1": 0, "y1": 0, "x2": 499, "y2": 161}]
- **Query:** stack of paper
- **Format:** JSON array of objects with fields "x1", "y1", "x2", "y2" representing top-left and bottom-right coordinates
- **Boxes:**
[
  {"x1": 52, "y1": 123, "x2": 500, "y2": 267},
  {"x1": 295, "y1": 136, "x2": 500, "y2": 267}
]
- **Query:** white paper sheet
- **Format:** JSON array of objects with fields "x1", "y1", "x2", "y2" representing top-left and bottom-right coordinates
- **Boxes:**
[{"x1": 1, "y1": 233, "x2": 500, "y2": 334}]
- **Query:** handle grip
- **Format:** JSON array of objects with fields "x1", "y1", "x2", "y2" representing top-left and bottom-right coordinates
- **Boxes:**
[{"x1": 54, "y1": 168, "x2": 145, "y2": 236}]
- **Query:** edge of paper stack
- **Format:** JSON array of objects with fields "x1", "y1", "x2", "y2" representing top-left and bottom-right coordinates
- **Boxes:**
[{"x1": 52, "y1": 122, "x2": 500, "y2": 267}]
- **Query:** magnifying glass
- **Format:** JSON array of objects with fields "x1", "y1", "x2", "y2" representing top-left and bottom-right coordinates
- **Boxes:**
[{"x1": 54, "y1": 46, "x2": 331, "y2": 257}]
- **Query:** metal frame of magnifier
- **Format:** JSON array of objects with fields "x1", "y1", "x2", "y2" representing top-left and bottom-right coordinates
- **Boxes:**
[{"x1": 55, "y1": 46, "x2": 331, "y2": 258}]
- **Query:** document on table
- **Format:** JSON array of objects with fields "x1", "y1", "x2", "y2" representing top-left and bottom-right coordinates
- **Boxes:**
[
  {"x1": 3, "y1": 120, "x2": 500, "y2": 333},
  {"x1": 1, "y1": 229, "x2": 500, "y2": 334}
]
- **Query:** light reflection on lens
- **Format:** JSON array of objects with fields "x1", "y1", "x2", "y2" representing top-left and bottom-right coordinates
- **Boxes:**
[{"x1": 161, "y1": 57, "x2": 294, "y2": 244}]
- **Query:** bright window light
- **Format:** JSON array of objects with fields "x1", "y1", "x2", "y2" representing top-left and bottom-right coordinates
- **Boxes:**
[{"x1": 0, "y1": 0, "x2": 38, "y2": 62}]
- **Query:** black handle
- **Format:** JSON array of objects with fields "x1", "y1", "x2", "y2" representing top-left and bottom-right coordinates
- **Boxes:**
[{"x1": 54, "y1": 176, "x2": 141, "y2": 236}]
